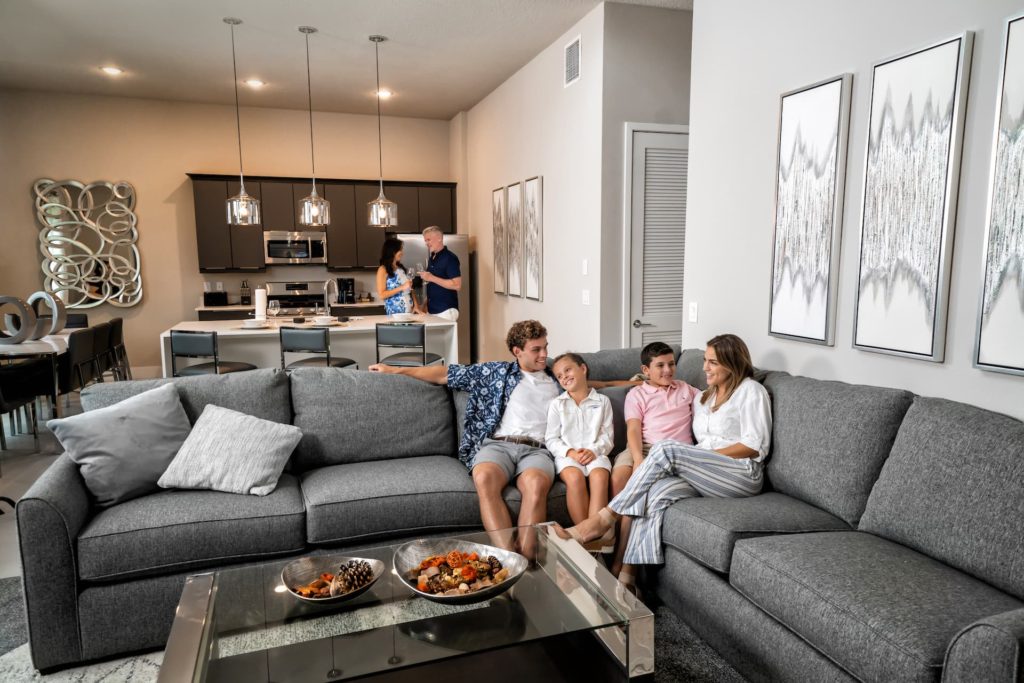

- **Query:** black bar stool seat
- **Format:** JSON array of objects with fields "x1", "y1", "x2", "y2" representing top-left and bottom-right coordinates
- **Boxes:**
[
  {"x1": 176, "y1": 360, "x2": 258, "y2": 376},
  {"x1": 375, "y1": 323, "x2": 444, "y2": 367}
]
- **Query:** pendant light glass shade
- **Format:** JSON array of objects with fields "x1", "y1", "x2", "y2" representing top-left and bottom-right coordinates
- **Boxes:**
[
  {"x1": 224, "y1": 17, "x2": 260, "y2": 226},
  {"x1": 227, "y1": 185, "x2": 261, "y2": 225},
  {"x1": 368, "y1": 35, "x2": 397, "y2": 228},
  {"x1": 298, "y1": 26, "x2": 330, "y2": 227},
  {"x1": 299, "y1": 187, "x2": 330, "y2": 226}
]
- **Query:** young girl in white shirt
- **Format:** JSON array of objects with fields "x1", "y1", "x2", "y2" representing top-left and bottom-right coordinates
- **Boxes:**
[{"x1": 545, "y1": 353, "x2": 615, "y2": 543}]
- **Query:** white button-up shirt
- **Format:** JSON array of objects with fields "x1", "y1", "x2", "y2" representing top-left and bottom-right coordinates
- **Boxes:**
[
  {"x1": 692, "y1": 377, "x2": 772, "y2": 462},
  {"x1": 544, "y1": 388, "x2": 615, "y2": 460},
  {"x1": 493, "y1": 370, "x2": 560, "y2": 440}
]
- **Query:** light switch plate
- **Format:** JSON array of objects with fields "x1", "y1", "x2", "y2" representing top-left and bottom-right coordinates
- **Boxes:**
[
  {"x1": 582, "y1": 289, "x2": 591, "y2": 306},
  {"x1": 581, "y1": 259, "x2": 588, "y2": 275},
  {"x1": 688, "y1": 301, "x2": 698, "y2": 323}
]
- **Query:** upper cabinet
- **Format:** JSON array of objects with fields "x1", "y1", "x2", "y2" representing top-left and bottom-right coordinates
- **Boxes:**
[{"x1": 189, "y1": 174, "x2": 455, "y2": 272}]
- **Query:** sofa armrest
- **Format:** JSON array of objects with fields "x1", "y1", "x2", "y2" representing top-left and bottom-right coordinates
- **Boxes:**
[
  {"x1": 943, "y1": 607, "x2": 1024, "y2": 683},
  {"x1": 16, "y1": 454, "x2": 92, "y2": 671}
]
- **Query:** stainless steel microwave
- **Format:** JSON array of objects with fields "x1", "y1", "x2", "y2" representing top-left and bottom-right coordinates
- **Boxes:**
[{"x1": 263, "y1": 231, "x2": 327, "y2": 264}]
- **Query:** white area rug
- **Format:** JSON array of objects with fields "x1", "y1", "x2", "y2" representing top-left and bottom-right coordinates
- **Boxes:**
[{"x1": 0, "y1": 644, "x2": 161, "y2": 682}]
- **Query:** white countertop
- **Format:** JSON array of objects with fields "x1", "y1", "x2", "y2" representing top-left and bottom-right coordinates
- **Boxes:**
[
  {"x1": 163, "y1": 315, "x2": 455, "y2": 338},
  {"x1": 194, "y1": 302, "x2": 382, "y2": 311}
]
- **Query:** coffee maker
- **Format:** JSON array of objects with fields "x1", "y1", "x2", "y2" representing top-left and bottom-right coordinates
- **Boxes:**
[{"x1": 336, "y1": 278, "x2": 356, "y2": 304}]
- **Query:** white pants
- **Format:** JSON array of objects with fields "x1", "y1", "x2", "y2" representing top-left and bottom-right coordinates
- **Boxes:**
[{"x1": 434, "y1": 308, "x2": 459, "y2": 322}]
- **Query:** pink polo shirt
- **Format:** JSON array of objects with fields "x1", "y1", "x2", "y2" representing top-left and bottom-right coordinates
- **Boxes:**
[{"x1": 624, "y1": 380, "x2": 699, "y2": 445}]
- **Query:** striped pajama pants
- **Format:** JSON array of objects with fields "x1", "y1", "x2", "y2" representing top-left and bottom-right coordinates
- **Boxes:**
[{"x1": 609, "y1": 440, "x2": 763, "y2": 565}]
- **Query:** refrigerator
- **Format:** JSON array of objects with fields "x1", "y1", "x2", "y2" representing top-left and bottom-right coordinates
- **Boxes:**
[{"x1": 393, "y1": 233, "x2": 473, "y2": 364}]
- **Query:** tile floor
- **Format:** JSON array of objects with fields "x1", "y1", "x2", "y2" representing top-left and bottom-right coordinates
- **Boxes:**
[{"x1": 0, "y1": 397, "x2": 78, "y2": 579}]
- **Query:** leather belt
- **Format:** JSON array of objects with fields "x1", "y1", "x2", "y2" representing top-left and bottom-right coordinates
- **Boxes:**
[{"x1": 492, "y1": 435, "x2": 545, "y2": 449}]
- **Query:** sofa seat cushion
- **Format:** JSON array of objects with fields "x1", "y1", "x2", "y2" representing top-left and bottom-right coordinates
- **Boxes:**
[
  {"x1": 731, "y1": 532, "x2": 1023, "y2": 683},
  {"x1": 78, "y1": 473, "x2": 306, "y2": 582},
  {"x1": 302, "y1": 456, "x2": 481, "y2": 544},
  {"x1": 662, "y1": 492, "x2": 850, "y2": 573}
]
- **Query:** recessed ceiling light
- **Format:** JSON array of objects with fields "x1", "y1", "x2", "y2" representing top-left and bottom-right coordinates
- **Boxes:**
[
  {"x1": 377, "y1": 89, "x2": 393, "y2": 99},
  {"x1": 245, "y1": 79, "x2": 265, "y2": 88},
  {"x1": 100, "y1": 66, "x2": 124, "y2": 76}
]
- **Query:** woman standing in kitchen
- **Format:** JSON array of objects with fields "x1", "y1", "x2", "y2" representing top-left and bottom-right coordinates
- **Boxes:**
[{"x1": 377, "y1": 237, "x2": 424, "y2": 315}]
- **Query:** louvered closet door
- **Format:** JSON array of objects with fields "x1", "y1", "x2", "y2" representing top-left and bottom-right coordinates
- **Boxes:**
[{"x1": 629, "y1": 131, "x2": 689, "y2": 347}]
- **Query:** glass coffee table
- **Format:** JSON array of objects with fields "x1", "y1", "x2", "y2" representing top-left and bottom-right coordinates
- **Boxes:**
[{"x1": 158, "y1": 526, "x2": 653, "y2": 682}]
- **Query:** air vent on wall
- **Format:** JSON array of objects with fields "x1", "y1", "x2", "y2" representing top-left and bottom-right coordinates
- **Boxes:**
[{"x1": 564, "y1": 35, "x2": 581, "y2": 87}]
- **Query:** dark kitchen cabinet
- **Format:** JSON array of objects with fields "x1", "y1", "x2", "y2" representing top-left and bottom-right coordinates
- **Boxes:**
[
  {"x1": 418, "y1": 186, "x2": 454, "y2": 233},
  {"x1": 261, "y1": 181, "x2": 295, "y2": 231},
  {"x1": 193, "y1": 180, "x2": 232, "y2": 271},
  {"x1": 354, "y1": 184, "x2": 387, "y2": 268},
  {"x1": 383, "y1": 184, "x2": 419, "y2": 232},
  {"x1": 324, "y1": 184, "x2": 357, "y2": 268},
  {"x1": 227, "y1": 180, "x2": 265, "y2": 271}
]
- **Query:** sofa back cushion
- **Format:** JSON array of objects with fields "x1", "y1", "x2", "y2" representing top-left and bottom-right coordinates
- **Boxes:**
[
  {"x1": 289, "y1": 367, "x2": 456, "y2": 471},
  {"x1": 763, "y1": 374, "x2": 913, "y2": 526},
  {"x1": 573, "y1": 345, "x2": 679, "y2": 381},
  {"x1": 80, "y1": 368, "x2": 291, "y2": 426},
  {"x1": 859, "y1": 397, "x2": 1024, "y2": 599}
]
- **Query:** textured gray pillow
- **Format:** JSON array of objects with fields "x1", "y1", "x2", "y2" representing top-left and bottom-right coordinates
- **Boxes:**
[
  {"x1": 47, "y1": 383, "x2": 192, "y2": 507},
  {"x1": 158, "y1": 404, "x2": 302, "y2": 495}
]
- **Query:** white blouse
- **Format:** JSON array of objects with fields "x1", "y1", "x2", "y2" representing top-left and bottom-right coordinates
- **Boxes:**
[
  {"x1": 692, "y1": 378, "x2": 772, "y2": 462},
  {"x1": 544, "y1": 389, "x2": 615, "y2": 460}
]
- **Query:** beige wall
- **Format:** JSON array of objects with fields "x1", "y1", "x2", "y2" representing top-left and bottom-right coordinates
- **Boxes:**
[
  {"x1": 686, "y1": 0, "x2": 1024, "y2": 419},
  {"x1": 464, "y1": 5, "x2": 606, "y2": 360},
  {"x1": 0, "y1": 89, "x2": 450, "y2": 374}
]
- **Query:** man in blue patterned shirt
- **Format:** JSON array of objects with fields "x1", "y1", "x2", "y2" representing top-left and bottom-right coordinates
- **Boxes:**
[{"x1": 370, "y1": 320, "x2": 558, "y2": 533}]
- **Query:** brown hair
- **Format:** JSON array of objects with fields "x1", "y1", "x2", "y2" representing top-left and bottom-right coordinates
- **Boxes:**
[
  {"x1": 506, "y1": 320, "x2": 547, "y2": 354},
  {"x1": 552, "y1": 352, "x2": 587, "y2": 376},
  {"x1": 700, "y1": 334, "x2": 754, "y2": 407}
]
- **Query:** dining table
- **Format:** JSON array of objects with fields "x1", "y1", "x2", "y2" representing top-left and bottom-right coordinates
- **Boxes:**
[{"x1": 0, "y1": 331, "x2": 70, "y2": 419}]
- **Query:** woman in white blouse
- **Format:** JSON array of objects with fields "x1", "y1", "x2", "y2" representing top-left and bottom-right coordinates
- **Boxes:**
[{"x1": 562, "y1": 334, "x2": 772, "y2": 583}]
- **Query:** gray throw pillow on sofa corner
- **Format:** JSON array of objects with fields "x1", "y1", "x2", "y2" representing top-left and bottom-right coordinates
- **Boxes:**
[
  {"x1": 48, "y1": 383, "x2": 192, "y2": 507},
  {"x1": 158, "y1": 404, "x2": 302, "y2": 496}
]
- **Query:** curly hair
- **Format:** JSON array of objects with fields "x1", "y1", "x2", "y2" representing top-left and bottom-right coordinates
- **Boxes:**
[{"x1": 506, "y1": 320, "x2": 547, "y2": 353}]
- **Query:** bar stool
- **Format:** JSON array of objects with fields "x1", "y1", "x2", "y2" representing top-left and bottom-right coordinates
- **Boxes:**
[
  {"x1": 279, "y1": 327, "x2": 357, "y2": 370},
  {"x1": 375, "y1": 323, "x2": 443, "y2": 367},
  {"x1": 170, "y1": 330, "x2": 256, "y2": 377}
]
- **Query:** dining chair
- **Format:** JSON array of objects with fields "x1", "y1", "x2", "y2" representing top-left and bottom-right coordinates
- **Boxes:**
[
  {"x1": 375, "y1": 323, "x2": 443, "y2": 367},
  {"x1": 65, "y1": 313, "x2": 89, "y2": 329},
  {"x1": 170, "y1": 330, "x2": 257, "y2": 377},
  {"x1": 57, "y1": 327, "x2": 96, "y2": 407},
  {"x1": 279, "y1": 327, "x2": 357, "y2": 370},
  {"x1": 90, "y1": 321, "x2": 113, "y2": 382},
  {"x1": 0, "y1": 358, "x2": 51, "y2": 451},
  {"x1": 109, "y1": 317, "x2": 131, "y2": 380}
]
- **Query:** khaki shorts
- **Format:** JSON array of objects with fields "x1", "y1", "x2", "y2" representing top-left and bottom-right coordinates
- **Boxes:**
[{"x1": 612, "y1": 442, "x2": 652, "y2": 469}]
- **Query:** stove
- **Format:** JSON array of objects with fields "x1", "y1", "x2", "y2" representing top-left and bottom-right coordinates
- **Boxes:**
[{"x1": 264, "y1": 281, "x2": 330, "y2": 315}]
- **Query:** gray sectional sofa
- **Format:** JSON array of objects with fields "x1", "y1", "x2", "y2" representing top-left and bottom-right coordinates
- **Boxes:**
[{"x1": 16, "y1": 347, "x2": 1024, "y2": 682}]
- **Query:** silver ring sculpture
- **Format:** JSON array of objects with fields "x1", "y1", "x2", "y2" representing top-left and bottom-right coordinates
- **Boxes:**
[{"x1": 33, "y1": 179, "x2": 143, "y2": 309}]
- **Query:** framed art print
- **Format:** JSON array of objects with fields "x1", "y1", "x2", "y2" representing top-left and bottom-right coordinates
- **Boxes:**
[
  {"x1": 524, "y1": 176, "x2": 543, "y2": 301},
  {"x1": 853, "y1": 33, "x2": 973, "y2": 361},
  {"x1": 769, "y1": 74, "x2": 852, "y2": 344},
  {"x1": 492, "y1": 187, "x2": 507, "y2": 295},
  {"x1": 975, "y1": 13, "x2": 1024, "y2": 376},
  {"x1": 506, "y1": 182, "x2": 523, "y2": 298}
]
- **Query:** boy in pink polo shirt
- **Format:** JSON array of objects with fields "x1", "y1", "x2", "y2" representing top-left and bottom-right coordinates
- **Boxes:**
[{"x1": 608, "y1": 341, "x2": 699, "y2": 576}]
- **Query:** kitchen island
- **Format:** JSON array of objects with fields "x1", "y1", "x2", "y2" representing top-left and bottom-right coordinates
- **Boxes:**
[{"x1": 159, "y1": 315, "x2": 457, "y2": 377}]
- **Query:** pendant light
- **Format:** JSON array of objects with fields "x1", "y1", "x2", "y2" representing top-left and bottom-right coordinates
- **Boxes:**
[
  {"x1": 368, "y1": 35, "x2": 397, "y2": 228},
  {"x1": 224, "y1": 17, "x2": 260, "y2": 226},
  {"x1": 298, "y1": 26, "x2": 330, "y2": 227}
]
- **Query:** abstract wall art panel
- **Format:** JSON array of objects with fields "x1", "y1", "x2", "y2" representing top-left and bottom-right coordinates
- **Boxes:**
[
  {"x1": 506, "y1": 182, "x2": 523, "y2": 298},
  {"x1": 492, "y1": 187, "x2": 507, "y2": 295},
  {"x1": 524, "y1": 176, "x2": 543, "y2": 301},
  {"x1": 975, "y1": 14, "x2": 1024, "y2": 376},
  {"x1": 770, "y1": 74, "x2": 852, "y2": 344},
  {"x1": 854, "y1": 33, "x2": 973, "y2": 361}
]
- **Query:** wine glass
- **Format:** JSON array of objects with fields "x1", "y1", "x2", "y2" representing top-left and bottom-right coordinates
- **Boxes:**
[{"x1": 267, "y1": 300, "x2": 280, "y2": 318}]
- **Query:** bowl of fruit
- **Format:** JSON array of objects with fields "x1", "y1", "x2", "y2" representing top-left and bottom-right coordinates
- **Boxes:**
[{"x1": 393, "y1": 538, "x2": 528, "y2": 605}]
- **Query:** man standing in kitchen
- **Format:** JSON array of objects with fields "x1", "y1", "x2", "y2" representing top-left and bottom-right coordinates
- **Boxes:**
[
  {"x1": 418, "y1": 225, "x2": 461, "y2": 321},
  {"x1": 370, "y1": 320, "x2": 556, "y2": 539}
]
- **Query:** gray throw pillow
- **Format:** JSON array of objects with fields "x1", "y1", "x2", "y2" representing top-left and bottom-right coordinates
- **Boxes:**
[
  {"x1": 158, "y1": 404, "x2": 302, "y2": 496},
  {"x1": 48, "y1": 383, "x2": 192, "y2": 507}
]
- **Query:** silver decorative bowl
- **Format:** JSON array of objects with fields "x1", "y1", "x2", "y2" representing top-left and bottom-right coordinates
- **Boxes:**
[
  {"x1": 280, "y1": 554, "x2": 385, "y2": 605},
  {"x1": 393, "y1": 538, "x2": 528, "y2": 605}
]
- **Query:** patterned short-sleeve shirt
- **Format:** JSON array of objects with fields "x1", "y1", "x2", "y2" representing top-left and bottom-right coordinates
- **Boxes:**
[{"x1": 447, "y1": 360, "x2": 532, "y2": 468}]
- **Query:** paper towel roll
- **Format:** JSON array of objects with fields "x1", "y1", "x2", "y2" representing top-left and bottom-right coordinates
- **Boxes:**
[{"x1": 254, "y1": 288, "x2": 267, "y2": 320}]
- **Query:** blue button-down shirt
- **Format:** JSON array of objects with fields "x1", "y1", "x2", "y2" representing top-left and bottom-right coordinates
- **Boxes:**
[
  {"x1": 447, "y1": 361, "x2": 558, "y2": 469},
  {"x1": 426, "y1": 246, "x2": 460, "y2": 313}
]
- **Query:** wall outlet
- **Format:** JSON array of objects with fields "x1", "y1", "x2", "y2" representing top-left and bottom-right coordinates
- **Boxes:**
[
  {"x1": 688, "y1": 301, "x2": 698, "y2": 323},
  {"x1": 581, "y1": 259, "x2": 588, "y2": 275},
  {"x1": 582, "y1": 289, "x2": 591, "y2": 306}
]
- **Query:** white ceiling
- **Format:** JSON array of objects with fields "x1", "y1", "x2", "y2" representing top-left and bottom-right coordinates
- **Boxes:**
[{"x1": 0, "y1": 0, "x2": 692, "y2": 120}]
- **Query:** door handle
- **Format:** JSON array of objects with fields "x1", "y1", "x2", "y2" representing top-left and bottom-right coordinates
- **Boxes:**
[{"x1": 633, "y1": 320, "x2": 654, "y2": 328}]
